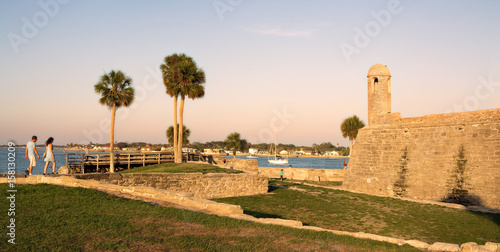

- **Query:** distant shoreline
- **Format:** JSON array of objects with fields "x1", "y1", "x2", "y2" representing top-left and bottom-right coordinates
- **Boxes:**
[
  {"x1": 0, "y1": 146, "x2": 348, "y2": 158},
  {"x1": 0, "y1": 145, "x2": 66, "y2": 149},
  {"x1": 219, "y1": 154, "x2": 349, "y2": 159}
]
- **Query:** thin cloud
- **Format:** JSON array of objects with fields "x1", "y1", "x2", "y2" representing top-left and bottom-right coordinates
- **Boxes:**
[
  {"x1": 246, "y1": 22, "x2": 334, "y2": 38},
  {"x1": 247, "y1": 27, "x2": 316, "y2": 38}
]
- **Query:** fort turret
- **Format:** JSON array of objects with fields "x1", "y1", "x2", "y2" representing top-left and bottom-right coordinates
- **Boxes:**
[{"x1": 367, "y1": 64, "x2": 391, "y2": 125}]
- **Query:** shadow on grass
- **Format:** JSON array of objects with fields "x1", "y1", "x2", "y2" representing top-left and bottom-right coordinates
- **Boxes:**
[
  {"x1": 441, "y1": 194, "x2": 500, "y2": 227},
  {"x1": 268, "y1": 183, "x2": 289, "y2": 193},
  {"x1": 441, "y1": 193, "x2": 483, "y2": 208},
  {"x1": 244, "y1": 210, "x2": 282, "y2": 219}
]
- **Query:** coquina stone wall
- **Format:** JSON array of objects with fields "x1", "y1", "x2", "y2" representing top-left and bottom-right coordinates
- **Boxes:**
[
  {"x1": 213, "y1": 157, "x2": 259, "y2": 173},
  {"x1": 74, "y1": 173, "x2": 268, "y2": 199},
  {"x1": 343, "y1": 109, "x2": 500, "y2": 209},
  {"x1": 258, "y1": 167, "x2": 345, "y2": 182}
]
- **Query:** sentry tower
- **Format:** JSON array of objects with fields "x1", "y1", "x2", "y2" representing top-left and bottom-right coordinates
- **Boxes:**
[{"x1": 367, "y1": 64, "x2": 391, "y2": 125}]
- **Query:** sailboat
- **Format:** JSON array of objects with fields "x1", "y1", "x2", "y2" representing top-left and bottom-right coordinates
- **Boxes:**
[{"x1": 268, "y1": 127, "x2": 288, "y2": 165}]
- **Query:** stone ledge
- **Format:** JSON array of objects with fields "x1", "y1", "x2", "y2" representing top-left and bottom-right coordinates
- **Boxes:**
[
  {"x1": 354, "y1": 232, "x2": 405, "y2": 246},
  {"x1": 405, "y1": 240, "x2": 430, "y2": 250},
  {"x1": 460, "y1": 242, "x2": 500, "y2": 252},
  {"x1": 428, "y1": 242, "x2": 460, "y2": 252}
]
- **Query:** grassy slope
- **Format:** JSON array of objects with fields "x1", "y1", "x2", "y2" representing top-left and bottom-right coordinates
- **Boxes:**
[
  {"x1": 214, "y1": 181, "x2": 500, "y2": 245},
  {"x1": 0, "y1": 184, "x2": 418, "y2": 251},
  {"x1": 119, "y1": 162, "x2": 243, "y2": 174}
]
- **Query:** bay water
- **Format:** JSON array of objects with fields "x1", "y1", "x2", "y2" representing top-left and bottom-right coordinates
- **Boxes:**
[
  {"x1": 0, "y1": 147, "x2": 348, "y2": 175},
  {"x1": 0, "y1": 147, "x2": 78, "y2": 175},
  {"x1": 222, "y1": 155, "x2": 348, "y2": 169}
]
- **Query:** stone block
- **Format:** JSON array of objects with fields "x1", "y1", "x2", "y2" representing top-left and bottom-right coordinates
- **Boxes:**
[
  {"x1": 483, "y1": 242, "x2": 499, "y2": 252},
  {"x1": 460, "y1": 242, "x2": 479, "y2": 252},
  {"x1": 179, "y1": 197, "x2": 211, "y2": 210},
  {"x1": 428, "y1": 242, "x2": 460, "y2": 252},
  {"x1": 354, "y1": 232, "x2": 404, "y2": 245},
  {"x1": 57, "y1": 166, "x2": 69, "y2": 174},
  {"x1": 205, "y1": 202, "x2": 243, "y2": 216},
  {"x1": 257, "y1": 218, "x2": 303, "y2": 228},
  {"x1": 405, "y1": 240, "x2": 429, "y2": 250},
  {"x1": 460, "y1": 242, "x2": 499, "y2": 252},
  {"x1": 100, "y1": 183, "x2": 123, "y2": 194}
]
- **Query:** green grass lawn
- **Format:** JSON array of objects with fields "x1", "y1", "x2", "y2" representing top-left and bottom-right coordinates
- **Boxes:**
[
  {"x1": 120, "y1": 162, "x2": 243, "y2": 174},
  {"x1": 214, "y1": 180, "x2": 500, "y2": 245},
  {"x1": 0, "y1": 184, "x2": 418, "y2": 251},
  {"x1": 300, "y1": 180, "x2": 343, "y2": 187}
]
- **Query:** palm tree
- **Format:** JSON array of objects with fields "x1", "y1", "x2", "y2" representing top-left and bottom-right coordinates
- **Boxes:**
[
  {"x1": 94, "y1": 70, "x2": 135, "y2": 173},
  {"x1": 166, "y1": 124, "x2": 191, "y2": 146},
  {"x1": 161, "y1": 53, "x2": 205, "y2": 163},
  {"x1": 340, "y1": 115, "x2": 365, "y2": 156},
  {"x1": 225, "y1": 132, "x2": 244, "y2": 159}
]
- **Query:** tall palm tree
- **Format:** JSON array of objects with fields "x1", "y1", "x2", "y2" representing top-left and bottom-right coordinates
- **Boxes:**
[
  {"x1": 340, "y1": 115, "x2": 365, "y2": 156},
  {"x1": 94, "y1": 70, "x2": 135, "y2": 173},
  {"x1": 225, "y1": 132, "x2": 244, "y2": 159},
  {"x1": 161, "y1": 53, "x2": 205, "y2": 163},
  {"x1": 166, "y1": 124, "x2": 191, "y2": 145}
]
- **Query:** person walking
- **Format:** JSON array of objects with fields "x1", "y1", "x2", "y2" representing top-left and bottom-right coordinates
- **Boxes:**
[
  {"x1": 43, "y1": 137, "x2": 57, "y2": 175},
  {"x1": 343, "y1": 159, "x2": 347, "y2": 169},
  {"x1": 25, "y1": 136, "x2": 40, "y2": 175},
  {"x1": 280, "y1": 169, "x2": 283, "y2": 181}
]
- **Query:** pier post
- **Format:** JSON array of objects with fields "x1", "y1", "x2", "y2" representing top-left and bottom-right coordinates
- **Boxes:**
[{"x1": 81, "y1": 154, "x2": 85, "y2": 174}]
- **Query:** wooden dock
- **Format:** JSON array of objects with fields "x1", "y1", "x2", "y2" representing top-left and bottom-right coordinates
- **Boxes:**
[{"x1": 66, "y1": 152, "x2": 214, "y2": 173}]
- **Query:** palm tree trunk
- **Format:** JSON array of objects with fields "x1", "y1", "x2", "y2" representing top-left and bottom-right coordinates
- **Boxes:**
[
  {"x1": 110, "y1": 103, "x2": 116, "y2": 173},
  {"x1": 177, "y1": 96, "x2": 185, "y2": 163},
  {"x1": 173, "y1": 96, "x2": 178, "y2": 163},
  {"x1": 349, "y1": 138, "x2": 353, "y2": 157}
]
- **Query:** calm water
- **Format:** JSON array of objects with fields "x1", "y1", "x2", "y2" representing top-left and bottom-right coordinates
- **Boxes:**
[
  {"x1": 0, "y1": 147, "x2": 348, "y2": 175},
  {"x1": 222, "y1": 155, "x2": 348, "y2": 169},
  {"x1": 0, "y1": 147, "x2": 80, "y2": 175}
]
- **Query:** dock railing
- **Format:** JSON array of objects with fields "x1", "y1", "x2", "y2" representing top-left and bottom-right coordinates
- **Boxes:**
[{"x1": 66, "y1": 151, "x2": 214, "y2": 173}]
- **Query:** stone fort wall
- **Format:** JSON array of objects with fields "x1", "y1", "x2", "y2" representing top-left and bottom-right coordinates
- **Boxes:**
[
  {"x1": 74, "y1": 173, "x2": 268, "y2": 199},
  {"x1": 258, "y1": 167, "x2": 345, "y2": 182},
  {"x1": 343, "y1": 108, "x2": 500, "y2": 209}
]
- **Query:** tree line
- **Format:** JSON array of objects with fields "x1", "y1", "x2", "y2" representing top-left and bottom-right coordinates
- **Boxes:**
[{"x1": 68, "y1": 140, "x2": 350, "y2": 156}]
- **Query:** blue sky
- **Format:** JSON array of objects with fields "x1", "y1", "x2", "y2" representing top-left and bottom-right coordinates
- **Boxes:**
[{"x1": 1, "y1": 0, "x2": 499, "y2": 146}]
